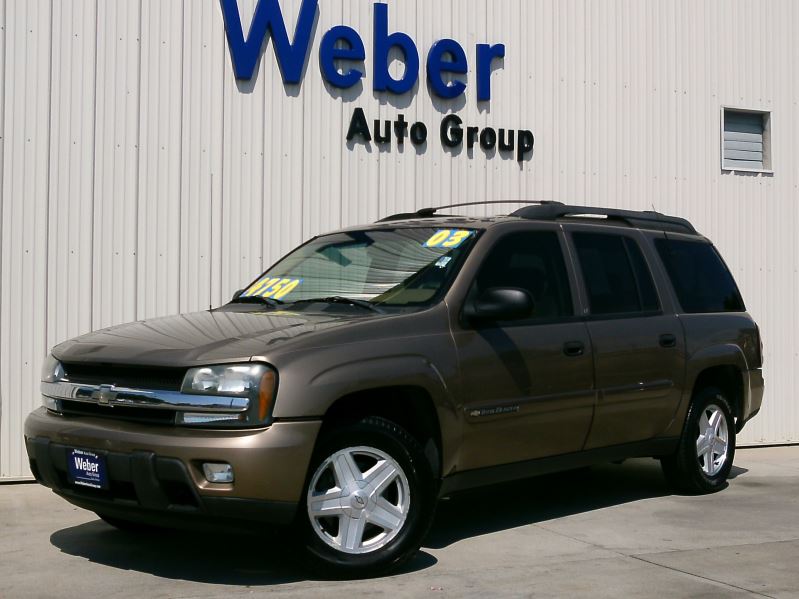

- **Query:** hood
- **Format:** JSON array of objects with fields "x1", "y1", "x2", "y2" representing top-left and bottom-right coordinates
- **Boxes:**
[{"x1": 53, "y1": 307, "x2": 377, "y2": 367}]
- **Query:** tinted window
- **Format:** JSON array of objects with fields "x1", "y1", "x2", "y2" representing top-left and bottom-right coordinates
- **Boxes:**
[
  {"x1": 655, "y1": 239, "x2": 745, "y2": 313},
  {"x1": 573, "y1": 233, "x2": 660, "y2": 315},
  {"x1": 473, "y1": 232, "x2": 573, "y2": 320}
]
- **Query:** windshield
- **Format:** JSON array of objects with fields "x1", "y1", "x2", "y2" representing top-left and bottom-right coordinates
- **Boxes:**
[{"x1": 239, "y1": 228, "x2": 479, "y2": 307}]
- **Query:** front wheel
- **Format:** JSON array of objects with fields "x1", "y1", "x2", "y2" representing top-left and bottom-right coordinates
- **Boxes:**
[
  {"x1": 300, "y1": 416, "x2": 436, "y2": 577},
  {"x1": 661, "y1": 387, "x2": 736, "y2": 494}
]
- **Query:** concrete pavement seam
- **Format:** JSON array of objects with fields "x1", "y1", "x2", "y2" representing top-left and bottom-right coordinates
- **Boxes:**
[
  {"x1": 629, "y1": 536, "x2": 799, "y2": 557},
  {"x1": 532, "y1": 522, "x2": 777, "y2": 598},
  {"x1": 628, "y1": 554, "x2": 776, "y2": 599}
]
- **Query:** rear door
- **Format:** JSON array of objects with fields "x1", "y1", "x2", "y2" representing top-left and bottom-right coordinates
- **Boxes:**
[
  {"x1": 453, "y1": 225, "x2": 596, "y2": 470},
  {"x1": 565, "y1": 226, "x2": 686, "y2": 448}
]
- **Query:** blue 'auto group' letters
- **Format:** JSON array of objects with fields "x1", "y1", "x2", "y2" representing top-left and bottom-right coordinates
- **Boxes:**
[{"x1": 220, "y1": 0, "x2": 505, "y2": 102}]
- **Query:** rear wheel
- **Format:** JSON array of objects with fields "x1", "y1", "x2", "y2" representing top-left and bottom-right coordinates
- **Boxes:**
[
  {"x1": 300, "y1": 416, "x2": 436, "y2": 577},
  {"x1": 661, "y1": 387, "x2": 736, "y2": 494}
]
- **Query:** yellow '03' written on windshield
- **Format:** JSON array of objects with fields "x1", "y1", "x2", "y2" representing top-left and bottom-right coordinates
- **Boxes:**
[{"x1": 423, "y1": 229, "x2": 473, "y2": 248}]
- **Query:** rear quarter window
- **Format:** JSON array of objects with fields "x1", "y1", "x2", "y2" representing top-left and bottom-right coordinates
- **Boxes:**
[{"x1": 655, "y1": 239, "x2": 745, "y2": 313}]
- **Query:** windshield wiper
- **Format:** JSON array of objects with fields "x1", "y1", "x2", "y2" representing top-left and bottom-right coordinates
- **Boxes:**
[
  {"x1": 230, "y1": 296, "x2": 284, "y2": 308},
  {"x1": 292, "y1": 296, "x2": 384, "y2": 313}
]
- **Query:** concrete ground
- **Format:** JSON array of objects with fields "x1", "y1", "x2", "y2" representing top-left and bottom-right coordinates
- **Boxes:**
[{"x1": 1, "y1": 446, "x2": 798, "y2": 598}]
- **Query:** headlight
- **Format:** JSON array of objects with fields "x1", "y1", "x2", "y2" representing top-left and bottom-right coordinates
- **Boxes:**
[
  {"x1": 179, "y1": 363, "x2": 277, "y2": 428},
  {"x1": 41, "y1": 354, "x2": 64, "y2": 383},
  {"x1": 41, "y1": 354, "x2": 64, "y2": 412}
]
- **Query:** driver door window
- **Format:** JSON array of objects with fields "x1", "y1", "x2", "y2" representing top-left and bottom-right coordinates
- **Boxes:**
[{"x1": 470, "y1": 231, "x2": 574, "y2": 322}]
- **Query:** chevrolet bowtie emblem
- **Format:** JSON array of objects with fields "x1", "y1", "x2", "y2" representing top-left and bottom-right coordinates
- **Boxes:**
[{"x1": 93, "y1": 385, "x2": 117, "y2": 406}]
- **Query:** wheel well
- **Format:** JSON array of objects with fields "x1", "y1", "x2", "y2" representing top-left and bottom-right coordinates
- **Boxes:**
[
  {"x1": 692, "y1": 365, "x2": 744, "y2": 430},
  {"x1": 320, "y1": 386, "x2": 443, "y2": 478}
]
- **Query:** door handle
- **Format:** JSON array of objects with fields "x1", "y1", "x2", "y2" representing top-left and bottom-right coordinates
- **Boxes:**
[
  {"x1": 659, "y1": 334, "x2": 677, "y2": 348},
  {"x1": 563, "y1": 341, "x2": 585, "y2": 357}
]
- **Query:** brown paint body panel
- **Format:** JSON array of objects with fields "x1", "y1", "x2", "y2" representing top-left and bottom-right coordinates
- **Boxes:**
[
  {"x1": 582, "y1": 314, "x2": 686, "y2": 448},
  {"x1": 25, "y1": 407, "x2": 320, "y2": 503},
  {"x1": 454, "y1": 320, "x2": 596, "y2": 469}
]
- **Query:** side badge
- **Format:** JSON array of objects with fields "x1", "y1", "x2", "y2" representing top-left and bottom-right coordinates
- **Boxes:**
[{"x1": 469, "y1": 405, "x2": 520, "y2": 418}]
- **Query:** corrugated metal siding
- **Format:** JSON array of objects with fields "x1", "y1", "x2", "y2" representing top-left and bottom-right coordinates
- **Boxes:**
[
  {"x1": 1, "y1": 0, "x2": 797, "y2": 478},
  {"x1": 1, "y1": 0, "x2": 53, "y2": 479},
  {"x1": 0, "y1": 0, "x2": 5, "y2": 475}
]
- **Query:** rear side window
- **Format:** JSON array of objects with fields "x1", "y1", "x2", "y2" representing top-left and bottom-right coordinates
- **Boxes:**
[
  {"x1": 655, "y1": 239, "x2": 745, "y2": 313},
  {"x1": 573, "y1": 233, "x2": 660, "y2": 315}
]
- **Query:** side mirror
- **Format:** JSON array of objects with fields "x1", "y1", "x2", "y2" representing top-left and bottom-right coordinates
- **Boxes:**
[
  {"x1": 463, "y1": 287, "x2": 535, "y2": 323},
  {"x1": 232, "y1": 289, "x2": 245, "y2": 301}
]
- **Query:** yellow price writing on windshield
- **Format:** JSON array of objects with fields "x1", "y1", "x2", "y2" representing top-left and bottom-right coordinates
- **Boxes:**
[
  {"x1": 245, "y1": 277, "x2": 303, "y2": 300},
  {"x1": 424, "y1": 229, "x2": 473, "y2": 249}
]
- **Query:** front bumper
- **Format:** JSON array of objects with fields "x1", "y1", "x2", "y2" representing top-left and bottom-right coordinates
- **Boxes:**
[{"x1": 24, "y1": 408, "x2": 321, "y2": 527}]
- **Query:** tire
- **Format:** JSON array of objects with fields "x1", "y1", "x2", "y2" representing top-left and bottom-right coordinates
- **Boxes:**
[
  {"x1": 299, "y1": 416, "x2": 437, "y2": 578},
  {"x1": 96, "y1": 513, "x2": 162, "y2": 533},
  {"x1": 660, "y1": 387, "x2": 736, "y2": 494}
]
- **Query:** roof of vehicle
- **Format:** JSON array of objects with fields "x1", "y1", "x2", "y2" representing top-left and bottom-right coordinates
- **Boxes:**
[{"x1": 357, "y1": 201, "x2": 700, "y2": 235}]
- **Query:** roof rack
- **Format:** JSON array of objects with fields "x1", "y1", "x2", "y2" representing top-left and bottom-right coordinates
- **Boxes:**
[
  {"x1": 510, "y1": 203, "x2": 697, "y2": 234},
  {"x1": 377, "y1": 200, "x2": 560, "y2": 223},
  {"x1": 376, "y1": 200, "x2": 697, "y2": 235}
]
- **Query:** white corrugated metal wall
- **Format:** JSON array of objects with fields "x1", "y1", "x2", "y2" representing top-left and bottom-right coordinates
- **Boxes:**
[{"x1": 0, "y1": 0, "x2": 796, "y2": 479}]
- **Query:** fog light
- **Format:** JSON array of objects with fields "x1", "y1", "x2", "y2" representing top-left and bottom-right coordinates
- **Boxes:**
[{"x1": 203, "y1": 463, "x2": 234, "y2": 484}]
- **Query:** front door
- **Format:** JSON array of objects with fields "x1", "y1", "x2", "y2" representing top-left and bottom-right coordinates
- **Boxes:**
[{"x1": 453, "y1": 228, "x2": 596, "y2": 471}]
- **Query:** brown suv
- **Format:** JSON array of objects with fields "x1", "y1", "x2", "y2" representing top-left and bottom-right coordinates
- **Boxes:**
[{"x1": 25, "y1": 202, "x2": 764, "y2": 576}]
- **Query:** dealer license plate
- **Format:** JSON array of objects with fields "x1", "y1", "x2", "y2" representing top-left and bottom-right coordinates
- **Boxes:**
[{"x1": 67, "y1": 448, "x2": 109, "y2": 490}]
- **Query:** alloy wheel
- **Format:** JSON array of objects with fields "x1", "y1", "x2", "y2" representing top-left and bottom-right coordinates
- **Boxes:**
[
  {"x1": 696, "y1": 403, "x2": 729, "y2": 477},
  {"x1": 307, "y1": 446, "x2": 411, "y2": 555}
]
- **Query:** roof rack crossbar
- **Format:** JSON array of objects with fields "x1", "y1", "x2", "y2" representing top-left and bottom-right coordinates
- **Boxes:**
[
  {"x1": 377, "y1": 200, "x2": 562, "y2": 223},
  {"x1": 510, "y1": 204, "x2": 697, "y2": 234}
]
